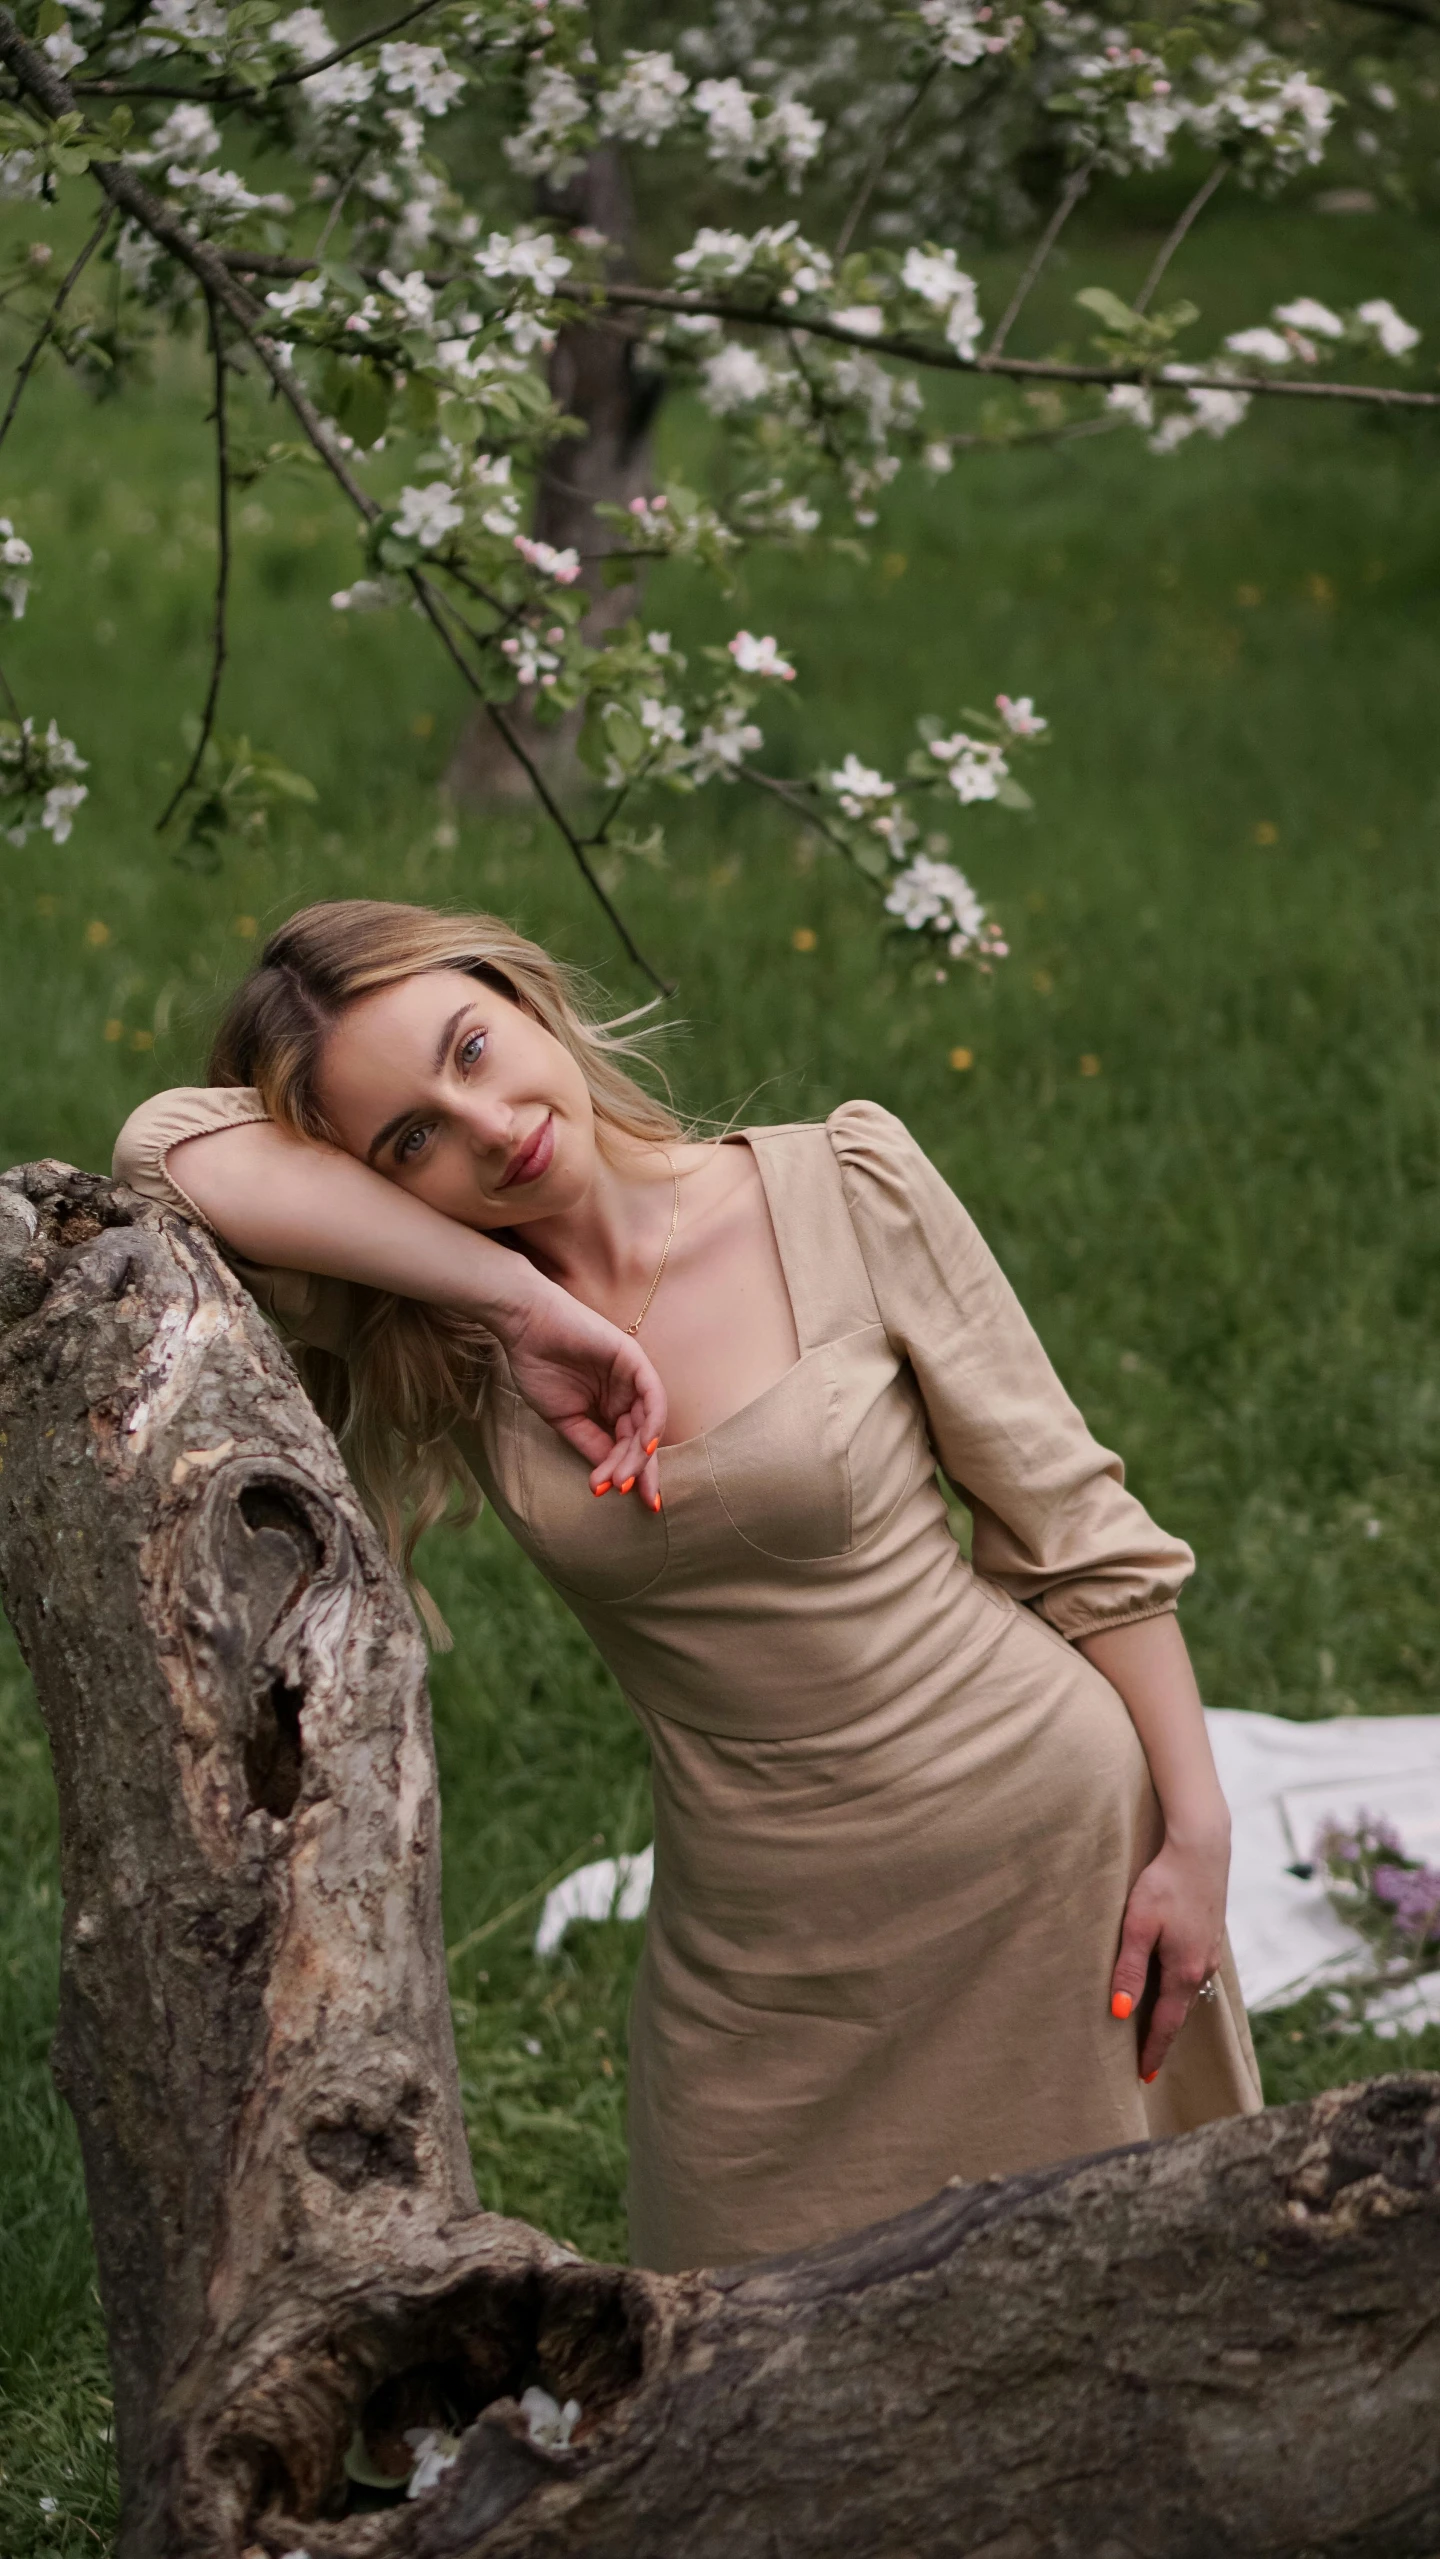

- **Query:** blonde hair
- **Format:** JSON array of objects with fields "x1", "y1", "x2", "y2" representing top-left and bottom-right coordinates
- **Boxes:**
[{"x1": 209, "y1": 898, "x2": 682, "y2": 1641}]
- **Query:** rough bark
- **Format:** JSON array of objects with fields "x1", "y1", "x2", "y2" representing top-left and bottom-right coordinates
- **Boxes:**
[
  {"x1": 2, "y1": 1158, "x2": 1439, "y2": 2559},
  {"x1": 445, "y1": 147, "x2": 662, "y2": 805}
]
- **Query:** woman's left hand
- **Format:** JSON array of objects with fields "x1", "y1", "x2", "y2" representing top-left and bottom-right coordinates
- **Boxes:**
[{"x1": 1109, "y1": 1828, "x2": 1229, "y2": 2082}]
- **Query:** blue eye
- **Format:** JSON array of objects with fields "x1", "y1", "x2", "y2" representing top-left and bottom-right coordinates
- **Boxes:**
[
  {"x1": 459, "y1": 1028, "x2": 486, "y2": 1070},
  {"x1": 396, "y1": 1124, "x2": 430, "y2": 1163}
]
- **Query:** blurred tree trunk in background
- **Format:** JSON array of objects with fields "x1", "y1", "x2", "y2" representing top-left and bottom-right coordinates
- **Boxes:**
[{"x1": 446, "y1": 146, "x2": 663, "y2": 804}]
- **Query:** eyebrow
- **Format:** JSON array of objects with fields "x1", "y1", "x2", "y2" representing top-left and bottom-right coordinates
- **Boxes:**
[{"x1": 365, "y1": 1004, "x2": 475, "y2": 1163}]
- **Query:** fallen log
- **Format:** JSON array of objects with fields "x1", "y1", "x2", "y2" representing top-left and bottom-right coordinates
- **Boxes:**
[{"x1": 1, "y1": 1156, "x2": 1437, "y2": 2559}]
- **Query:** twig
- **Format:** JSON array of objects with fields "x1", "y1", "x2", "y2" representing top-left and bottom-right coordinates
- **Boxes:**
[
  {"x1": 986, "y1": 153, "x2": 1097, "y2": 358},
  {"x1": 0, "y1": 652, "x2": 22, "y2": 720},
  {"x1": 407, "y1": 573, "x2": 675, "y2": 996},
  {"x1": 1133, "y1": 161, "x2": 1228, "y2": 315},
  {"x1": 68, "y1": 0, "x2": 480, "y2": 104},
  {"x1": 833, "y1": 62, "x2": 941, "y2": 264},
  {"x1": 0, "y1": 204, "x2": 112, "y2": 458},
  {"x1": 156, "y1": 293, "x2": 231, "y2": 832},
  {"x1": 739, "y1": 765, "x2": 859, "y2": 866}
]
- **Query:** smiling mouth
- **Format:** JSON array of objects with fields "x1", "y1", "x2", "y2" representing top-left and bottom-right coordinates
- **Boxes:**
[{"x1": 500, "y1": 1113, "x2": 555, "y2": 1189}]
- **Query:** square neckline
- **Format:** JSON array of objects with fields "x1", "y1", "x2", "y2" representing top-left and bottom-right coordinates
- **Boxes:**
[{"x1": 651, "y1": 1129, "x2": 812, "y2": 1458}]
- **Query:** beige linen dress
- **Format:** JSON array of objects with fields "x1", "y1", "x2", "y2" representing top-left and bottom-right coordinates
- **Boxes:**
[{"x1": 114, "y1": 1087, "x2": 1262, "y2": 2272}]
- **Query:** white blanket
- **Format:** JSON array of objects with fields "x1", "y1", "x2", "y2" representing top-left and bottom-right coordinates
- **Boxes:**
[{"x1": 534, "y1": 1708, "x2": 1440, "y2": 2029}]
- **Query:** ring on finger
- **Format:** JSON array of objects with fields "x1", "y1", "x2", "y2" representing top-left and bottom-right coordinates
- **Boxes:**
[{"x1": 1196, "y1": 1974, "x2": 1218, "y2": 2004}]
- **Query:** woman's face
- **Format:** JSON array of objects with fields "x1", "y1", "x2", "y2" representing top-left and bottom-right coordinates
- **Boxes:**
[{"x1": 313, "y1": 967, "x2": 598, "y2": 1228}]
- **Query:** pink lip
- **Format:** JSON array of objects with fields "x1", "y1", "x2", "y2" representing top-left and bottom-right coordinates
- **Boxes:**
[{"x1": 500, "y1": 1112, "x2": 555, "y2": 1189}]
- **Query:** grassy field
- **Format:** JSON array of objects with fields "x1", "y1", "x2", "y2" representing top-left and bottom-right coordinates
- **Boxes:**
[{"x1": 3, "y1": 175, "x2": 1440, "y2": 2550}]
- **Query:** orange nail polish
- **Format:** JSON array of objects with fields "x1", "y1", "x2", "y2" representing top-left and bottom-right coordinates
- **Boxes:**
[
  {"x1": 620, "y1": 1476, "x2": 635, "y2": 1494},
  {"x1": 645, "y1": 1437, "x2": 660, "y2": 1456},
  {"x1": 1111, "y1": 1992, "x2": 1133, "y2": 2021},
  {"x1": 1142, "y1": 2068, "x2": 1159, "y2": 2084},
  {"x1": 651, "y1": 1494, "x2": 662, "y2": 1514},
  {"x1": 593, "y1": 1481, "x2": 611, "y2": 1497}
]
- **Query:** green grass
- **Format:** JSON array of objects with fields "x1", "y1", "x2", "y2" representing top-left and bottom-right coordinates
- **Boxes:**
[{"x1": 4, "y1": 176, "x2": 1440, "y2": 2551}]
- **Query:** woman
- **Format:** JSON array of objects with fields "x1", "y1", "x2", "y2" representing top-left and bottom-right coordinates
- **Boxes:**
[{"x1": 114, "y1": 897, "x2": 1260, "y2": 2273}]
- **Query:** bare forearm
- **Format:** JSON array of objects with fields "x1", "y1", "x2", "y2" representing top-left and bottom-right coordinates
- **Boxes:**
[
  {"x1": 1075, "y1": 1614, "x2": 1229, "y2": 1850},
  {"x1": 168, "y1": 1123, "x2": 541, "y2": 1328}
]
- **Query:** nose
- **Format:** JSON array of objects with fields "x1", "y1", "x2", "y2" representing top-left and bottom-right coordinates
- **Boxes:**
[{"x1": 456, "y1": 1092, "x2": 516, "y2": 1164}]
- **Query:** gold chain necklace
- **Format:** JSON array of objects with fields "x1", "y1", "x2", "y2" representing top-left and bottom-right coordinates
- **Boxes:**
[{"x1": 625, "y1": 1162, "x2": 680, "y2": 1337}]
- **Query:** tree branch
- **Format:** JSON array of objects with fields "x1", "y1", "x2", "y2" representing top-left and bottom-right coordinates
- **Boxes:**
[
  {"x1": 210, "y1": 256, "x2": 1440, "y2": 413},
  {"x1": 1133, "y1": 161, "x2": 1228, "y2": 315},
  {"x1": 155, "y1": 292, "x2": 231, "y2": 834},
  {"x1": 833, "y1": 61, "x2": 941, "y2": 264},
  {"x1": 986, "y1": 153, "x2": 1096, "y2": 359},
  {"x1": 68, "y1": 0, "x2": 482, "y2": 106},
  {"x1": 0, "y1": 204, "x2": 112, "y2": 459},
  {"x1": 407, "y1": 573, "x2": 675, "y2": 996}
]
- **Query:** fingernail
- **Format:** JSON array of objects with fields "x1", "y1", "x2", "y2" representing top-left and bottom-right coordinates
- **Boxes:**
[
  {"x1": 1142, "y1": 2068, "x2": 1159, "y2": 2084},
  {"x1": 645, "y1": 1437, "x2": 660, "y2": 1455},
  {"x1": 1111, "y1": 1992, "x2": 1133, "y2": 2021},
  {"x1": 593, "y1": 1482, "x2": 611, "y2": 1497},
  {"x1": 650, "y1": 1494, "x2": 662, "y2": 1514},
  {"x1": 620, "y1": 1476, "x2": 635, "y2": 1494}
]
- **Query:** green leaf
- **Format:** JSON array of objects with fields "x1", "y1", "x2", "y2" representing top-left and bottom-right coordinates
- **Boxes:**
[
  {"x1": 1075, "y1": 286, "x2": 1141, "y2": 336},
  {"x1": 995, "y1": 775, "x2": 1033, "y2": 811},
  {"x1": 601, "y1": 702, "x2": 645, "y2": 768},
  {"x1": 850, "y1": 839, "x2": 891, "y2": 884},
  {"x1": 36, "y1": 0, "x2": 67, "y2": 35}
]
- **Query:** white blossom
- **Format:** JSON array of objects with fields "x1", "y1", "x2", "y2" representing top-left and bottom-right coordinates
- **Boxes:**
[
  {"x1": 0, "y1": 519, "x2": 32, "y2": 621},
  {"x1": 0, "y1": 149, "x2": 44, "y2": 202},
  {"x1": 598, "y1": 50, "x2": 689, "y2": 145},
  {"x1": 1224, "y1": 325, "x2": 1295, "y2": 366},
  {"x1": 394, "y1": 482, "x2": 463, "y2": 547},
  {"x1": 403, "y1": 2430, "x2": 459, "y2": 2499},
  {"x1": 1273, "y1": 296, "x2": 1344, "y2": 339},
  {"x1": 885, "y1": 854, "x2": 989, "y2": 954},
  {"x1": 758, "y1": 98, "x2": 825, "y2": 181},
  {"x1": 728, "y1": 630, "x2": 796, "y2": 679},
  {"x1": 690, "y1": 704, "x2": 762, "y2": 779},
  {"x1": 673, "y1": 226, "x2": 770, "y2": 280},
  {"x1": 42, "y1": 781, "x2": 87, "y2": 841},
  {"x1": 917, "y1": 0, "x2": 1005, "y2": 66},
  {"x1": 379, "y1": 42, "x2": 465, "y2": 114},
  {"x1": 996, "y1": 693, "x2": 1046, "y2": 738},
  {"x1": 514, "y1": 535, "x2": 581, "y2": 583},
  {"x1": 639, "y1": 694, "x2": 685, "y2": 742},
  {"x1": 500, "y1": 633, "x2": 560, "y2": 685},
  {"x1": 1356, "y1": 296, "x2": 1420, "y2": 357},
  {"x1": 699, "y1": 343, "x2": 774, "y2": 414},
  {"x1": 42, "y1": 21, "x2": 88, "y2": 72},
  {"x1": 301, "y1": 57, "x2": 374, "y2": 112},
  {"x1": 1106, "y1": 383, "x2": 1155, "y2": 428},
  {"x1": 1150, "y1": 372, "x2": 1251, "y2": 453},
  {"x1": 265, "y1": 276, "x2": 325, "y2": 321},
  {"x1": 331, "y1": 576, "x2": 406, "y2": 609},
  {"x1": 826, "y1": 753, "x2": 894, "y2": 816},
  {"x1": 270, "y1": 7, "x2": 331, "y2": 61},
  {"x1": 475, "y1": 230, "x2": 572, "y2": 290},
  {"x1": 378, "y1": 266, "x2": 435, "y2": 327},
  {"x1": 505, "y1": 65, "x2": 589, "y2": 180},
  {"x1": 519, "y1": 2390, "x2": 581, "y2": 2450},
  {"x1": 1123, "y1": 96, "x2": 1183, "y2": 167},
  {"x1": 901, "y1": 245, "x2": 982, "y2": 358},
  {"x1": 929, "y1": 732, "x2": 1008, "y2": 801},
  {"x1": 694, "y1": 76, "x2": 755, "y2": 169}
]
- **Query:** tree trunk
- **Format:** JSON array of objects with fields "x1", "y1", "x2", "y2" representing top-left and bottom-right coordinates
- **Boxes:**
[
  {"x1": 2, "y1": 1156, "x2": 1439, "y2": 2559},
  {"x1": 445, "y1": 147, "x2": 662, "y2": 806}
]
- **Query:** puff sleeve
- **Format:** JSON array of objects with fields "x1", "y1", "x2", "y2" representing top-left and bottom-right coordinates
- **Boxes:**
[
  {"x1": 828, "y1": 1097, "x2": 1193, "y2": 1639},
  {"x1": 112, "y1": 1085, "x2": 356, "y2": 1358}
]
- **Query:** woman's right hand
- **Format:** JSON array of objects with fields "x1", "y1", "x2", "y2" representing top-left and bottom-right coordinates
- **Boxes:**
[
  {"x1": 166, "y1": 1121, "x2": 667, "y2": 1504},
  {"x1": 499, "y1": 1269, "x2": 666, "y2": 1510}
]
